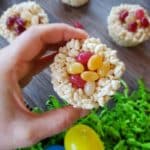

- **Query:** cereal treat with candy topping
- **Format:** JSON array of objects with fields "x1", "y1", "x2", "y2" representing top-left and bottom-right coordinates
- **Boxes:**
[
  {"x1": 108, "y1": 4, "x2": 150, "y2": 47},
  {"x1": 0, "y1": 1, "x2": 49, "y2": 42},
  {"x1": 62, "y1": 0, "x2": 88, "y2": 7},
  {"x1": 50, "y1": 38, "x2": 125, "y2": 109}
]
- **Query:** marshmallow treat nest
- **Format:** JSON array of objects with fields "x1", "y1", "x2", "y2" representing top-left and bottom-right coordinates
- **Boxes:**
[
  {"x1": 0, "y1": 1, "x2": 49, "y2": 42},
  {"x1": 50, "y1": 38, "x2": 125, "y2": 109},
  {"x1": 108, "y1": 4, "x2": 150, "y2": 47}
]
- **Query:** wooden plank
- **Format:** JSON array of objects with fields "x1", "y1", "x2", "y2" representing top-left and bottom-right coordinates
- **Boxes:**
[{"x1": 0, "y1": 0, "x2": 150, "y2": 109}]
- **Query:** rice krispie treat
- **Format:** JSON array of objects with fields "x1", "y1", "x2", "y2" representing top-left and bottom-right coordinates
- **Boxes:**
[
  {"x1": 0, "y1": 1, "x2": 49, "y2": 42},
  {"x1": 62, "y1": 0, "x2": 88, "y2": 7},
  {"x1": 50, "y1": 38, "x2": 125, "y2": 109},
  {"x1": 108, "y1": 4, "x2": 150, "y2": 47}
]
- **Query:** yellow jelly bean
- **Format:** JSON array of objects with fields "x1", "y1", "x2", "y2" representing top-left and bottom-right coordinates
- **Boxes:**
[
  {"x1": 88, "y1": 54, "x2": 103, "y2": 71},
  {"x1": 81, "y1": 71, "x2": 99, "y2": 82},
  {"x1": 97, "y1": 62, "x2": 110, "y2": 77},
  {"x1": 110, "y1": 64, "x2": 115, "y2": 69},
  {"x1": 67, "y1": 62, "x2": 84, "y2": 74}
]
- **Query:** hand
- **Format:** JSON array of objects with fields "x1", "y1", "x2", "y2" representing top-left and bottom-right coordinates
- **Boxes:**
[{"x1": 0, "y1": 23, "x2": 88, "y2": 149}]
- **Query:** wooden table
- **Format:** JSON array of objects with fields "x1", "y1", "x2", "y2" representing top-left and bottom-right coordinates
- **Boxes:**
[{"x1": 0, "y1": 0, "x2": 150, "y2": 110}]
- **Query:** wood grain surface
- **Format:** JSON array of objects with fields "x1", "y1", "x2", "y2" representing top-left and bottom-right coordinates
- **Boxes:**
[{"x1": 0, "y1": 0, "x2": 150, "y2": 110}]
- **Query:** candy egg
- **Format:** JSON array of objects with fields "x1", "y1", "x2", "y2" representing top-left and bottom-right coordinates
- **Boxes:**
[
  {"x1": 65, "y1": 124, "x2": 104, "y2": 150},
  {"x1": 87, "y1": 54, "x2": 103, "y2": 71},
  {"x1": 84, "y1": 81, "x2": 96, "y2": 96},
  {"x1": 81, "y1": 71, "x2": 99, "y2": 82},
  {"x1": 45, "y1": 145, "x2": 64, "y2": 150},
  {"x1": 67, "y1": 62, "x2": 84, "y2": 74},
  {"x1": 97, "y1": 62, "x2": 111, "y2": 77},
  {"x1": 69, "y1": 74, "x2": 86, "y2": 88},
  {"x1": 76, "y1": 51, "x2": 93, "y2": 65}
]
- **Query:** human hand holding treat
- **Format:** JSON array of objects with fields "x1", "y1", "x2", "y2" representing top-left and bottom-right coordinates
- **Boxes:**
[{"x1": 0, "y1": 24, "x2": 88, "y2": 149}]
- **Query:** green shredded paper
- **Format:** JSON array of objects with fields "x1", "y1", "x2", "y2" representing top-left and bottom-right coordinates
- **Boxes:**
[{"x1": 19, "y1": 80, "x2": 150, "y2": 150}]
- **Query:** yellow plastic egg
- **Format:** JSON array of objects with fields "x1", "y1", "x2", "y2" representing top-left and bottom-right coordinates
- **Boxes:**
[
  {"x1": 65, "y1": 124, "x2": 104, "y2": 150},
  {"x1": 67, "y1": 62, "x2": 84, "y2": 74},
  {"x1": 81, "y1": 71, "x2": 99, "y2": 82},
  {"x1": 88, "y1": 54, "x2": 103, "y2": 71}
]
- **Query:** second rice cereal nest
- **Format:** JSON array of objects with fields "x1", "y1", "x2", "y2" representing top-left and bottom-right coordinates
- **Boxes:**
[
  {"x1": 108, "y1": 4, "x2": 150, "y2": 47},
  {"x1": 62, "y1": 0, "x2": 88, "y2": 7},
  {"x1": 0, "y1": 1, "x2": 49, "y2": 42},
  {"x1": 50, "y1": 38, "x2": 125, "y2": 109}
]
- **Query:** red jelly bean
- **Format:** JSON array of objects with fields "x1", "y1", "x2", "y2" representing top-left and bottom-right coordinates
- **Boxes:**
[
  {"x1": 69, "y1": 74, "x2": 86, "y2": 89},
  {"x1": 6, "y1": 16, "x2": 17, "y2": 28},
  {"x1": 16, "y1": 17, "x2": 26, "y2": 27},
  {"x1": 76, "y1": 51, "x2": 93, "y2": 65},
  {"x1": 135, "y1": 9, "x2": 145, "y2": 20},
  {"x1": 119, "y1": 10, "x2": 129, "y2": 23},
  {"x1": 141, "y1": 17, "x2": 149, "y2": 28},
  {"x1": 15, "y1": 25, "x2": 26, "y2": 35},
  {"x1": 128, "y1": 22, "x2": 138, "y2": 32},
  {"x1": 73, "y1": 21, "x2": 84, "y2": 29}
]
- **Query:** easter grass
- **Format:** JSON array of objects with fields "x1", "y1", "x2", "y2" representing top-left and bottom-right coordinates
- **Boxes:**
[{"x1": 19, "y1": 80, "x2": 150, "y2": 150}]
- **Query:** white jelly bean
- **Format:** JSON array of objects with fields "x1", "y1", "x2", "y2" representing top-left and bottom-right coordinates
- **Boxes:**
[{"x1": 84, "y1": 82, "x2": 96, "y2": 96}]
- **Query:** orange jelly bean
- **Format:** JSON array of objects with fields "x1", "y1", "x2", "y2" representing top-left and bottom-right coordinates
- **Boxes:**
[
  {"x1": 87, "y1": 54, "x2": 103, "y2": 71},
  {"x1": 97, "y1": 62, "x2": 111, "y2": 77},
  {"x1": 81, "y1": 71, "x2": 99, "y2": 82}
]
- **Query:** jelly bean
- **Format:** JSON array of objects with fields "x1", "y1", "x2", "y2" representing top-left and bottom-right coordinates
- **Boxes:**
[
  {"x1": 97, "y1": 62, "x2": 110, "y2": 77},
  {"x1": 135, "y1": 9, "x2": 145, "y2": 20},
  {"x1": 119, "y1": 10, "x2": 129, "y2": 23},
  {"x1": 67, "y1": 62, "x2": 84, "y2": 74},
  {"x1": 69, "y1": 74, "x2": 86, "y2": 88},
  {"x1": 88, "y1": 54, "x2": 103, "y2": 71},
  {"x1": 81, "y1": 71, "x2": 99, "y2": 82},
  {"x1": 76, "y1": 51, "x2": 93, "y2": 65}
]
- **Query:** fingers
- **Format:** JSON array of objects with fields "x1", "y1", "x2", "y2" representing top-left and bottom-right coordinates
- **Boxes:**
[
  {"x1": 19, "y1": 52, "x2": 57, "y2": 87},
  {"x1": 28, "y1": 106, "x2": 89, "y2": 143},
  {"x1": 34, "y1": 42, "x2": 65, "y2": 60},
  {"x1": 11, "y1": 23, "x2": 88, "y2": 62},
  {"x1": 34, "y1": 52, "x2": 58, "y2": 73}
]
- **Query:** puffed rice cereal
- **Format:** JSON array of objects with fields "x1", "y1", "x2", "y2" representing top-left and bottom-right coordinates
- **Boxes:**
[
  {"x1": 0, "y1": 1, "x2": 49, "y2": 42},
  {"x1": 108, "y1": 4, "x2": 150, "y2": 47},
  {"x1": 50, "y1": 38, "x2": 125, "y2": 109}
]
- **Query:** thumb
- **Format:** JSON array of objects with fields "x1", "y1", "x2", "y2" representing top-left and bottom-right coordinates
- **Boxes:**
[{"x1": 28, "y1": 106, "x2": 89, "y2": 143}]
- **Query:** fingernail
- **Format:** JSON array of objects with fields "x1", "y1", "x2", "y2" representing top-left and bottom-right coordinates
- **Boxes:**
[
  {"x1": 49, "y1": 51, "x2": 58, "y2": 56},
  {"x1": 80, "y1": 109, "x2": 90, "y2": 118},
  {"x1": 40, "y1": 51, "x2": 58, "y2": 63}
]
